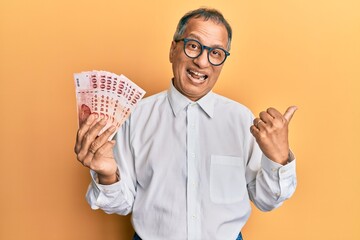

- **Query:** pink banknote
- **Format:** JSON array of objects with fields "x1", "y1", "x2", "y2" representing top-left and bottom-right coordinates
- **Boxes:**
[{"x1": 74, "y1": 70, "x2": 146, "y2": 139}]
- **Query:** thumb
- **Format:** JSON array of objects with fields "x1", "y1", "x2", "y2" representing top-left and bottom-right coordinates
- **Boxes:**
[{"x1": 283, "y1": 106, "x2": 298, "y2": 123}]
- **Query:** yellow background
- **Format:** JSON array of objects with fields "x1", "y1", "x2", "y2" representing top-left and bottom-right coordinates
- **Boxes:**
[{"x1": 1, "y1": 0, "x2": 359, "y2": 239}]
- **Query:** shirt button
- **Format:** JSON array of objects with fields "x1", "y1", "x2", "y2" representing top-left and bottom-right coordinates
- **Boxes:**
[
  {"x1": 275, "y1": 193, "x2": 280, "y2": 197},
  {"x1": 271, "y1": 168, "x2": 277, "y2": 172},
  {"x1": 280, "y1": 169, "x2": 286, "y2": 174}
]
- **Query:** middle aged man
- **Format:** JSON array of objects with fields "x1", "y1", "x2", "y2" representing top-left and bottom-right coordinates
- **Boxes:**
[{"x1": 75, "y1": 8, "x2": 297, "y2": 240}]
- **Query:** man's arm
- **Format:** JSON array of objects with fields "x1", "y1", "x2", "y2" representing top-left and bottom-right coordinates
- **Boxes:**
[{"x1": 75, "y1": 113, "x2": 136, "y2": 215}]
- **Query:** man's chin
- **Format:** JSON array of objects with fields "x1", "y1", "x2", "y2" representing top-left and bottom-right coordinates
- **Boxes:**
[{"x1": 183, "y1": 88, "x2": 209, "y2": 101}]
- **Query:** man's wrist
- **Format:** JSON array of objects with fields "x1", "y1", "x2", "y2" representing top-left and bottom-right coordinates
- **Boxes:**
[{"x1": 98, "y1": 171, "x2": 119, "y2": 185}]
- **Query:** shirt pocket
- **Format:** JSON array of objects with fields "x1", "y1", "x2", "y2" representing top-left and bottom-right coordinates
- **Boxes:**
[{"x1": 210, "y1": 155, "x2": 247, "y2": 204}]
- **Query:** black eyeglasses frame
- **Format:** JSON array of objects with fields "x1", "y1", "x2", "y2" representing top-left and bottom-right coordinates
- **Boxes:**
[{"x1": 175, "y1": 38, "x2": 230, "y2": 66}]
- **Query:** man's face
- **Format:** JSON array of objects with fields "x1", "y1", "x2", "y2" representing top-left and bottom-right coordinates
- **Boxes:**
[{"x1": 169, "y1": 17, "x2": 229, "y2": 101}]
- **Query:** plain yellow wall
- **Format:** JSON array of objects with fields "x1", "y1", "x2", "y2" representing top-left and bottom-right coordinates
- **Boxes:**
[{"x1": 1, "y1": 0, "x2": 359, "y2": 239}]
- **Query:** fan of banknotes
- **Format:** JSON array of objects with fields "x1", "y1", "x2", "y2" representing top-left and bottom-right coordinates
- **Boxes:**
[{"x1": 74, "y1": 70, "x2": 146, "y2": 138}]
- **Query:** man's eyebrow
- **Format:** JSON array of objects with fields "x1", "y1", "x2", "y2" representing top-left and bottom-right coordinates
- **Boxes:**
[
  {"x1": 187, "y1": 34, "x2": 201, "y2": 41},
  {"x1": 186, "y1": 34, "x2": 226, "y2": 49}
]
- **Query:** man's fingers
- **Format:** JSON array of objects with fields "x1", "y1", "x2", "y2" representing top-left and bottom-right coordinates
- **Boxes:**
[
  {"x1": 259, "y1": 111, "x2": 274, "y2": 125},
  {"x1": 88, "y1": 125, "x2": 117, "y2": 154},
  {"x1": 84, "y1": 140, "x2": 116, "y2": 170},
  {"x1": 253, "y1": 118, "x2": 265, "y2": 130},
  {"x1": 283, "y1": 106, "x2": 298, "y2": 123},
  {"x1": 80, "y1": 118, "x2": 108, "y2": 151},
  {"x1": 96, "y1": 140, "x2": 116, "y2": 156},
  {"x1": 75, "y1": 113, "x2": 98, "y2": 153},
  {"x1": 250, "y1": 125, "x2": 258, "y2": 134},
  {"x1": 266, "y1": 107, "x2": 283, "y2": 119}
]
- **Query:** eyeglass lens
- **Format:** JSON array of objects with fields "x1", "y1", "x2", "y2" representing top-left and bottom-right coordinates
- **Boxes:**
[{"x1": 184, "y1": 39, "x2": 227, "y2": 65}]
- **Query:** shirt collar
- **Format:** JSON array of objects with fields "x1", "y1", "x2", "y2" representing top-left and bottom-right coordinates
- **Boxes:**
[
  {"x1": 197, "y1": 90, "x2": 215, "y2": 118},
  {"x1": 167, "y1": 80, "x2": 215, "y2": 118}
]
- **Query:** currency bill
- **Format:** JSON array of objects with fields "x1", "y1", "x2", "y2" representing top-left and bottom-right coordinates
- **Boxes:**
[{"x1": 74, "y1": 70, "x2": 146, "y2": 139}]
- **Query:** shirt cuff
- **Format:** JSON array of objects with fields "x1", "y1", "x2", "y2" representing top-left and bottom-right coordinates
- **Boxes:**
[
  {"x1": 261, "y1": 150, "x2": 297, "y2": 201},
  {"x1": 89, "y1": 167, "x2": 123, "y2": 201},
  {"x1": 261, "y1": 150, "x2": 296, "y2": 178}
]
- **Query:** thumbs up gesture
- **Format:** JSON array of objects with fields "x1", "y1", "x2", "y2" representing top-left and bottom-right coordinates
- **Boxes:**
[{"x1": 250, "y1": 106, "x2": 297, "y2": 165}]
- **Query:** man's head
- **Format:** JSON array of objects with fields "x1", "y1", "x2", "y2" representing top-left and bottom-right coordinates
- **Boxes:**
[{"x1": 170, "y1": 8, "x2": 232, "y2": 101}]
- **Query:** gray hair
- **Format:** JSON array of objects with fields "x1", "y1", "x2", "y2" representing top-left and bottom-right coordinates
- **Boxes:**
[{"x1": 173, "y1": 8, "x2": 232, "y2": 50}]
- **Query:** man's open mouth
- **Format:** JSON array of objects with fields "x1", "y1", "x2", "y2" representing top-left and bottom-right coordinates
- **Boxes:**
[{"x1": 187, "y1": 69, "x2": 208, "y2": 82}]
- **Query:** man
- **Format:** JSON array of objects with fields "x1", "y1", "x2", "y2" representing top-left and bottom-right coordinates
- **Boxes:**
[{"x1": 75, "y1": 8, "x2": 297, "y2": 240}]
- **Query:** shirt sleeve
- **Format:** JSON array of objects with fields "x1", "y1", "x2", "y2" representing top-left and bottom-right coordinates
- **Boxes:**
[
  {"x1": 249, "y1": 152, "x2": 297, "y2": 211},
  {"x1": 85, "y1": 120, "x2": 137, "y2": 215}
]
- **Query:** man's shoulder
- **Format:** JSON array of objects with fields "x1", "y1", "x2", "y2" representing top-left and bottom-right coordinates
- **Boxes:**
[
  {"x1": 137, "y1": 90, "x2": 168, "y2": 108},
  {"x1": 212, "y1": 92, "x2": 252, "y2": 115},
  {"x1": 126, "y1": 90, "x2": 168, "y2": 126},
  {"x1": 130, "y1": 90, "x2": 169, "y2": 119}
]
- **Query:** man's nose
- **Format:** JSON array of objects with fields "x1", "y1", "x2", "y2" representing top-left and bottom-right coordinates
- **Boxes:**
[{"x1": 193, "y1": 49, "x2": 210, "y2": 68}]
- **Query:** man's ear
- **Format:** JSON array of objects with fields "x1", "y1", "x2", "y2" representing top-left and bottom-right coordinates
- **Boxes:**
[{"x1": 169, "y1": 41, "x2": 176, "y2": 63}]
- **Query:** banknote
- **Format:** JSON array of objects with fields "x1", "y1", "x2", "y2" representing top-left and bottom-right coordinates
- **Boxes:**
[{"x1": 74, "y1": 70, "x2": 146, "y2": 139}]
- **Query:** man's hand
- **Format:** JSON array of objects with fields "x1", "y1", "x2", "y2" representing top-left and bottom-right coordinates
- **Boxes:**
[
  {"x1": 74, "y1": 113, "x2": 118, "y2": 185},
  {"x1": 250, "y1": 106, "x2": 297, "y2": 165}
]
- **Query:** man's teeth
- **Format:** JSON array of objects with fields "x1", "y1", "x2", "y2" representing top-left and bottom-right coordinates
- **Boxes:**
[
  {"x1": 188, "y1": 70, "x2": 207, "y2": 80},
  {"x1": 190, "y1": 70, "x2": 204, "y2": 77}
]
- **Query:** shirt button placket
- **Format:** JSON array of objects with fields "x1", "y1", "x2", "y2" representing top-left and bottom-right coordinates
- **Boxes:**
[{"x1": 186, "y1": 103, "x2": 200, "y2": 239}]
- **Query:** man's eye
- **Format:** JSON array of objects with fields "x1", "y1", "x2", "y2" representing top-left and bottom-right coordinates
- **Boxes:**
[
  {"x1": 212, "y1": 50, "x2": 220, "y2": 55},
  {"x1": 212, "y1": 49, "x2": 223, "y2": 57},
  {"x1": 190, "y1": 44, "x2": 198, "y2": 49}
]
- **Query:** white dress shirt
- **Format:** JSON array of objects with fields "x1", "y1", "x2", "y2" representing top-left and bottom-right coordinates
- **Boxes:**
[{"x1": 86, "y1": 82, "x2": 297, "y2": 240}]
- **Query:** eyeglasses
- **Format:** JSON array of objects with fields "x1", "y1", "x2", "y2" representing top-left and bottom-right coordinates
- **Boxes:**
[{"x1": 175, "y1": 38, "x2": 230, "y2": 66}]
